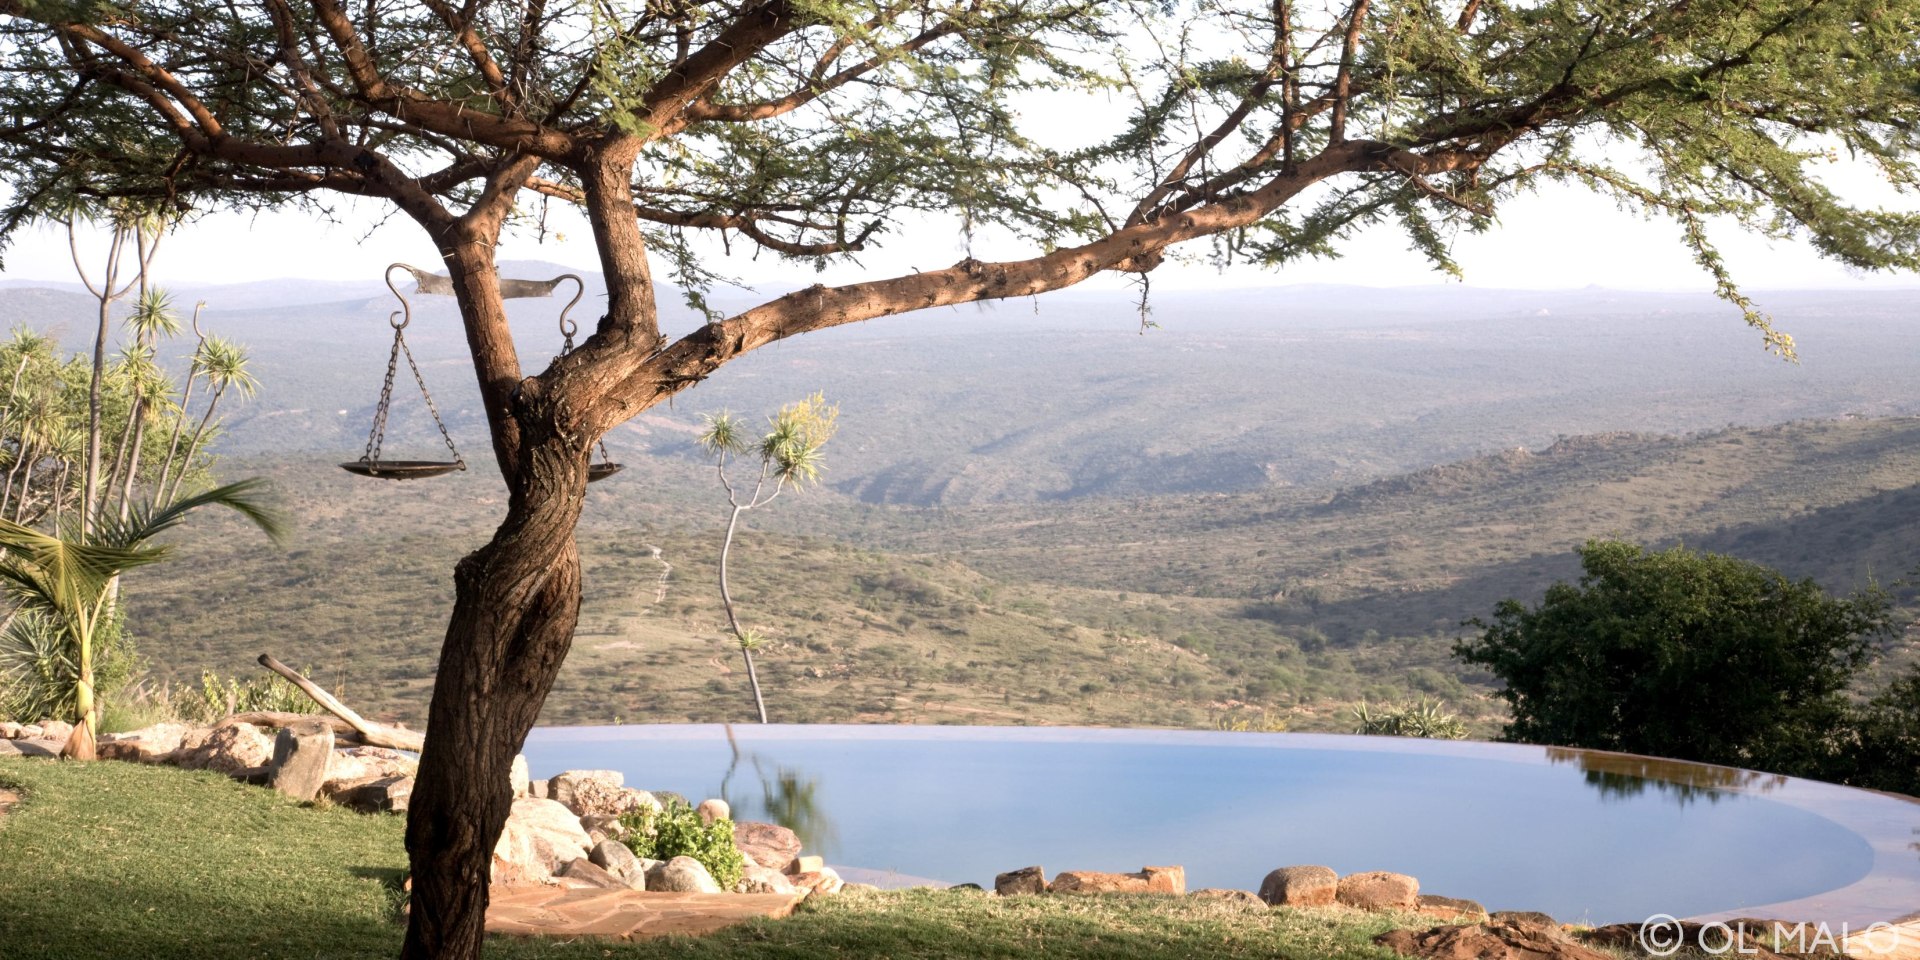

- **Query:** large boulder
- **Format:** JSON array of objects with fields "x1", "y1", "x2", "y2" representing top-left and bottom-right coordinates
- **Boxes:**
[
  {"x1": 509, "y1": 755, "x2": 529, "y2": 797},
  {"x1": 734, "y1": 820, "x2": 803, "y2": 871},
  {"x1": 1337, "y1": 871, "x2": 1419, "y2": 911},
  {"x1": 97, "y1": 722, "x2": 193, "y2": 764},
  {"x1": 38, "y1": 720, "x2": 72, "y2": 744},
  {"x1": 492, "y1": 797, "x2": 595, "y2": 883},
  {"x1": 1050, "y1": 866, "x2": 1185, "y2": 895},
  {"x1": 1376, "y1": 920, "x2": 1615, "y2": 960},
  {"x1": 647, "y1": 856, "x2": 721, "y2": 893},
  {"x1": 995, "y1": 866, "x2": 1048, "y2": 896},
  {"x1": 0, "y1": 722, "x2": 20, "y2": 739},
  {"x1": 268, "y1": 724, "x2": 335, "y2": 802},
  {"x1": 549, "y1": 770, "x2": 629, "y2": 816},
  {"x1": 1259, "y1": 865, "x2": 1338, "y2": 906},
  {"x1": 173, "y1": 722, "x2": 274, "y2": 774}
]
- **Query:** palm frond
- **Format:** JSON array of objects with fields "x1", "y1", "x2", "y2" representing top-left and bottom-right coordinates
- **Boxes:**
[{"x1": 97, "y1": 477, "x2": 287, "y2": 549}]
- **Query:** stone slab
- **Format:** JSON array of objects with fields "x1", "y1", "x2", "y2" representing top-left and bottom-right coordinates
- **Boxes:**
[{"x1": 485, "y1": 884, "x2": 803, "y2": 941}]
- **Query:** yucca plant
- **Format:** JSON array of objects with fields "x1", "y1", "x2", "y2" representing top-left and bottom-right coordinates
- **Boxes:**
[
  {"x1": 0, "y1": 479, "x2": 283, "y2": 757},
  {"x1": 1351, "y1": 698, "x2": 1470, "y2": 740},
  {"x1": 697, "y1": 394, "x2": 838, "y2": 724}
]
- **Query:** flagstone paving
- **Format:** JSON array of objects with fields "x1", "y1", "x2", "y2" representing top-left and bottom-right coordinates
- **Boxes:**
[{"x1": 485, "y1": 884, "x2": 805, "y2": 940}]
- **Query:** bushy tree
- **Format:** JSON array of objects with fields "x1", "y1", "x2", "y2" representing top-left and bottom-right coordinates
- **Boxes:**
[
  {"x1": 6, "y1": 0, "x2": 1919, "y2": 953},
  {"x1": 1455, "y1": 540, "x2": 1897, "y2": 774}
]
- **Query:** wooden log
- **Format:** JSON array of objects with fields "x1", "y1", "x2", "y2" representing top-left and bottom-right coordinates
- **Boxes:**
[{"x1": 256, "y1": 654, "x2": 425, "y2": 752}]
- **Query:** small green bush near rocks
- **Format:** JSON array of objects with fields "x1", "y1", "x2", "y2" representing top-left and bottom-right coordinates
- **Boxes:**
[{"x1": 617, "y1": 798, "x2": 746, "y2": 890}]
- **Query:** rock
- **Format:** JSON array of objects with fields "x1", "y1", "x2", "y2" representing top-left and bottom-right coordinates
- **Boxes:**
[
  {"x1": 994, "y1": 866, "x2": 1048, "y2": 896},
  {"x1": 1417, "y1": 895, "x2": 1489, "y2": 923},
  {"x1": 786, "y1": 855, "x2": 824, "y2": 876},
  {"x1": 0, "y1": 739, "x2": 56, "y2": 758},
  {"x1": 173, "y1": 722, "x2": 274, "y2": 774},
  {"x1": 621, "y1": 788, "x2": 662, "y2": 814},
  {"x1": 790, "y1": 867, "x2": 843, "y2": 896},
  {"x1": 647, "y1": 855, "x2": 721, "y2": 894},
  {"x1": 325, "y1": 746, "x2": 416, "y2": 783},
  {"x1": 652, "y1": 789, "x2": 688, "y2": 808},
  {"x1": 1336, "y1": 871, "x2": 1419, "y2": 911},
  {"x1": 228, "y1": 765, "x2": 273, "y2": 786},
  {"x1": 555, "y1": 857, "x2": 628, "y2": 890},
  {"x1": 39, "y1": 720, "x2": 72, "y2": 744},
  {"x1": 737, "y1": 863, "x2": 798, "y2": 895},
  {"x1": 19, "y1": 724, "x2": 43, "y2": 739},
  {"x1": 1490, "y1": 911, "x2": 1558, "y2": 926},
  {"x1": 329, "y1": 774, "x2": 413, "y2": 814},
  {"x1": 268, "y1": 724, "x2": 335, "y2": 802},
  {"x1": 509, "y1": 755, "x2": 529, "y2": 797},
  {"x1": 0, "y1": 722, "x2": 19, "y2": 739},
  {"x1": 491, "y1": 797, "x2": 595, "y2": 884},
  {"x1": 549, "y1": 769, "x2": 623, "y2": 813},
  {"x1": 579, "y1": 814, "x2": 630, "y2": 845},
  {"x1": 842, "y1": 883, "x2": 880, "y2": 894},
  {"x1": 528, "y1": 779, "x2": 549, "y2": 800},
  {"x1": 1376, "y1": 920, "x2": 1614, "y2": 960},
  {"x1": 696, "y1": 797, "x2": 730, "y2": 824},
  {"x1": 589, "y1": 839, "x2": 647, "y2": 888},
  {"x1": 97, "y1": 722, "x2": 192, "y2": 764},
  {"x1": 1192, "y1": 889, "x2": 1265, "y2": 907},
  {"x1": 1142, "y1": 866, "x2": 1185, "y2": 894},
  {"x1": 1050, "y1": 866, "x2": 1185, "y2": 895},
  {"x1": 734, "y1": 821, "x2": 803, "y2": 871},
  {"x1": 1259, "y1": 865, "x2": 1338, "y2": 906},
  {"x1": 948, "y1": 883, "x2": 984, "y2": 892}
]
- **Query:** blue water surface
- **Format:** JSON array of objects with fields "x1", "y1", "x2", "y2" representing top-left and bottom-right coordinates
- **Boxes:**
[{"x1": 523, "y1": 725, "x2": 1874, "y2": 923}]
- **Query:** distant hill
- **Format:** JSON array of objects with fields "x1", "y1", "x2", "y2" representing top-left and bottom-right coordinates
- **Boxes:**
[
  {"x1": 121, "y1": 416, "x2": 1920, "y2": 731},
  {"x1": 2, "y1": 280, "x2": 1916, "y2": 506}
]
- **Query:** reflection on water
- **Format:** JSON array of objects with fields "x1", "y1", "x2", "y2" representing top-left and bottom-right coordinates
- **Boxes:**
[
  {"x1": 717, "y1": 725, "x2": 838, "y2": 856},
  {"x1": 1547, "y1": 747, "x2": 1786, "y2": 805}
]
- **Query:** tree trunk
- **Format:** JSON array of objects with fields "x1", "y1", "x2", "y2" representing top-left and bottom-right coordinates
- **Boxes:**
[
  {"x1": 400, "y1": 440, "x2": 585, "y2": 960},
  {"x1": 401, "y1": 226, "x2": 589, "y2": 960},
  {"x1": 717, "y1": 504, "x2": 768, "y2": 723}
]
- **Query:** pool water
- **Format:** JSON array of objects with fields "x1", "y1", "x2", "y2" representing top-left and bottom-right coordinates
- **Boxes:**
[{"x1": 522, "y1": 725, "x2": 1919, "y2": 925}]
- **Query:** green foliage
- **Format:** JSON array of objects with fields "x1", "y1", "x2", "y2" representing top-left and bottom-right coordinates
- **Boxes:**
[
  {"x1": 0, "y1": 608, "x2": 140, "y2": 722},
  {"x1": 1350, "y1": 698, "x2": 1467, "y2": 739},
  {"x1": 1455, "y1": 540, "x2": 1896, "y2": 772},
  {"x1": 175, "y1": 667, "x2": 316, "y2": 724},
  {"x1": 1826, "y1": 666, "x2": 1920, "y2": 797},
  {"x1": 616, "y1": 799, "x2": 746, "y2": 891}
]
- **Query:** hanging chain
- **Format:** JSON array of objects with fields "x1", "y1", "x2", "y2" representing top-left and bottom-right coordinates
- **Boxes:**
[
  {"x1": 401, "y1": 330, "x2": 465, "y2": 468},
  {"x1": 359, "y1": 327, "x2": 465, "y2": 471},
  {"x1": 361, "y1": 330, "x2": 403, "y2": 467}
]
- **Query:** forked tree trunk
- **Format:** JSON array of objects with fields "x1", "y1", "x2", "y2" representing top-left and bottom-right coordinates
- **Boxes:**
[{"x1": 401, "y1": 233, "x2": 591, "y2": 960}]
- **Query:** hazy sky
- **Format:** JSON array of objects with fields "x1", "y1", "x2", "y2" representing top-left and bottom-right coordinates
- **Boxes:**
[{"x1": 10, "y1": 180, "x2": 1916, "y2": 298}]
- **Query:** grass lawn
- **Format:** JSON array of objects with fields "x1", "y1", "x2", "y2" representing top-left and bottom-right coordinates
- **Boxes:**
[{"x1": 0, "y1": 757, "x2": 1417, "y2": 960}]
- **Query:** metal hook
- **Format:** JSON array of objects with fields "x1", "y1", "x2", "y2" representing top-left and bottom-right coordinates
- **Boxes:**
[
  {"x1": 555, "y1": 274, "x2": 584, "y2": 339},
  {"x1": 385, "y1": 262, "x2": 415, "y2": 330}
]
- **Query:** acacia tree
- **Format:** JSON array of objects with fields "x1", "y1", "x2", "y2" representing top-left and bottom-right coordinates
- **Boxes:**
[{"x1": 2, "y1": 0, "x2": 1917, "y2": 956}]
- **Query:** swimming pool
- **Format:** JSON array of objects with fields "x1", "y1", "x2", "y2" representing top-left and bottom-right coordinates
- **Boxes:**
[{"x1": 523, "y1": 725, "x2": 1920, "y2": 925}]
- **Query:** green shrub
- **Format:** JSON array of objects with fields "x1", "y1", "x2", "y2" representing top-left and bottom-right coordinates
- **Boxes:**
[
  {"x1": 615, "y1": 800, "x2": 745, "y2": 890},
  {"x1": 0, "y1": 609, "x2": 142, "y2": 723},
  {"x1": 1351, "y1": 698, "x2": 1468, "y2": 739},
  {"x1": 176, "y1": 668, "x2": 317, "y2": 724}
]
